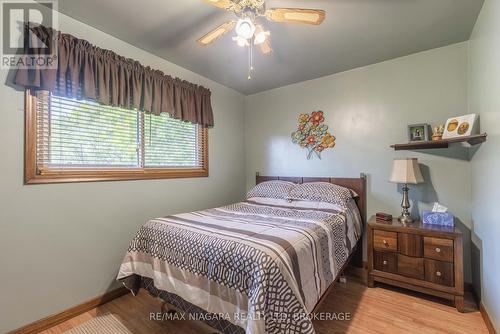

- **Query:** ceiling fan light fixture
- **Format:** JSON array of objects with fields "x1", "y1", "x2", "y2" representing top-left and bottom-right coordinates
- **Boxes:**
[
  {"x1": 235, "y1": 18, "x2": 255, "y2": 40},
  {"x1": 200, "y1": 1, "x2": 327, "y2": 79}
]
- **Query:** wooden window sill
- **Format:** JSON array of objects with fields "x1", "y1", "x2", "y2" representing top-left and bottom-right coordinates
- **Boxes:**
[{"x1": 25, "y1": 168, "x2": 209, "y2": 184}]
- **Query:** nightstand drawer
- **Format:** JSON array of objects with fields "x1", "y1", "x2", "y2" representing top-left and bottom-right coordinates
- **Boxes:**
[
  {"x1": 425, "y1": 259, "x2": 454, "y2": 286},
  {"x1": 374, "y1": 251, "x2": 397, "y2": 273},
  {"x1": 397, "y1": 254, "x2": 424, "y2": 279},
  {"x1": 374, "y1": 230, "x2": 398, "y2": 251},
  {"x1": 424, "y1": 237, "x2": 453, "y2": 262},
  {"x1": 398, "y1": 233, "x2": 423, "y2": 257}
]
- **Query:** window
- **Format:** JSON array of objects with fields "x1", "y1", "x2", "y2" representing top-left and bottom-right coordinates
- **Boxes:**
[{"x1": 25, "y1": 90, "x2": 208, "y2": 184}]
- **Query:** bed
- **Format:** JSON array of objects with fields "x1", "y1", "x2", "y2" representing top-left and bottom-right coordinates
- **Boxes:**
[{"x1": 117, "y1": 173, "x2": 366, "y2": 334}]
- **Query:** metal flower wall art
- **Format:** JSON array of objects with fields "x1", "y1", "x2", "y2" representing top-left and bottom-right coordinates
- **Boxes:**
[{"x1": 291, "y1": 111, "x2": 336, "y2": 160}]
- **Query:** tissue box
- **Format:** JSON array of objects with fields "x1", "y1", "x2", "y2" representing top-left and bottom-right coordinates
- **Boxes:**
[{"x1": 422, "y1": 211, "x2": 454, "y2": 227}]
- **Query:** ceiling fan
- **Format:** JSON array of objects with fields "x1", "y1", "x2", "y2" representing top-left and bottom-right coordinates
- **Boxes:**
[{"x1": 197, "y1": 0, "x2": 326, "y2": 56}]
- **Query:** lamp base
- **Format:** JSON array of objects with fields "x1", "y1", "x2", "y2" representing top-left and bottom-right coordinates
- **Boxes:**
[
  {"x1": 399, "y1": 184, "x2": 413, "y2": 225},
  {"x1": 398, "y1": 213, "x2": 413, "y2": 225}
]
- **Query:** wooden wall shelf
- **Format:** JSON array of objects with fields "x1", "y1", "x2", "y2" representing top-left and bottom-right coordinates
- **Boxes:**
[{"x1": 391, "y1": 133, "x2": 487, "y2": 151}]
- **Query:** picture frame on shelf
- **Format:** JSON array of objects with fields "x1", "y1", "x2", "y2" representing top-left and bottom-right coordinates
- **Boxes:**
[
  {"x1": 407, "y1": 123, "x2": 430, "y2": 142},
  {"x1": 443, "y1": 114, "x2": 478, "y2": 139}
]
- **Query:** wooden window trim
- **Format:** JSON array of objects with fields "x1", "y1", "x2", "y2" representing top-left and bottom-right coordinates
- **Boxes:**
[{"x1": 24, "y1": 90, "x2": 209, "y2": 184}]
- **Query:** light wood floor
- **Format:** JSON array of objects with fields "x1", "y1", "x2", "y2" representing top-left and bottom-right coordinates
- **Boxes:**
[{"x1": 42, "y1": 278, "x2": 488, "y2": 334}]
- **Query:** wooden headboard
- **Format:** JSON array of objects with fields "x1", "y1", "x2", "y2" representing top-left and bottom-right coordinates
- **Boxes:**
[{"x1": 255, "y1": 173, "x2": 367, "y2": 268}]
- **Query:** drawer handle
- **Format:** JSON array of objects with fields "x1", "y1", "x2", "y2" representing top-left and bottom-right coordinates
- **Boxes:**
[
  {"x1": 436, "y1": 271, "x2": 442, "y2": 277},
  {"x1": 383, "y1": 239, "x2": 388, "y2": 246},
  {"x1": 435, "y1": 247, "x2": 441, "y2": 253},
  {"x1": 383, "y1": 260, "x2": 388, "y2": 265}
]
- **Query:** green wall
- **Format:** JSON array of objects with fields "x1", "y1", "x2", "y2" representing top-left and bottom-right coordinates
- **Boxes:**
[
  {"x1": 244, "y1": 42, "x2": 473, "y2": 277},
  {"x1": 0, "y1": 6, "x2": 246, "y2": 333},
  {"x1": 469, "y1": 0, "x2": 500, "y2": 331}
]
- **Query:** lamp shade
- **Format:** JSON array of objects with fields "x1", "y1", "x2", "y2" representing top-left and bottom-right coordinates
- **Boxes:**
[{"x1": 389, "y1": 158, "x2": 424, "y2": 184}]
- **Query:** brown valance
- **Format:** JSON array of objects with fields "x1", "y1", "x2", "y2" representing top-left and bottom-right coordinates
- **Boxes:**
[{"x1": 14, "y1": 25, "x2": 214, "y2": 127}]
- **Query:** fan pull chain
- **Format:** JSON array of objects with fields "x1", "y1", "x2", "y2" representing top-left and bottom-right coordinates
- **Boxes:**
[
  {"x1": 248, "y1": 43, "x2": 251, "y2": 80},
  {"x1": 250, "y1": 38, "x2": 254, "y2": 71},
  {"x1": 248, "y1": 38, "x2": 254, "y2": 80}
]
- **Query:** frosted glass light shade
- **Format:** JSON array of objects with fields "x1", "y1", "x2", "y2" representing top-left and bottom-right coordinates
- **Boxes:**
[
  {"x1": 235, "y1": 18, "x2": 255, "y2": 40},
  {"x1": 254, "y1": 25, "x2": 270, "y2": 45},
  {"x1": 390, "y1": 158, "x2": 424, "y2": 184}
]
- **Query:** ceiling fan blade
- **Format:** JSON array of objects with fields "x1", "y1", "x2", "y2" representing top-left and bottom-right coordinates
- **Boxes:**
[
  {"x1": 259, "y1": 38, "x2": 272, "y2": 55},
  {"x1": 203, "y1": 0, "x2": 233, "y2": 10},
  {"x1": 197, "y1": 21, "x2": 235, "y2": 46},
  {"x1": 265, "y1": 8, "x2": 326, "y2": 25}
]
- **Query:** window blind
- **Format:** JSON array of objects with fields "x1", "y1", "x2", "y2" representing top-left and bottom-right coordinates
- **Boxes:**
[
  {"x1": 35, "y1": 91, "x2": 205, "y2": 171},
  {"x1": 144, "y1": 113, "x2": 204, "y2": 168}
]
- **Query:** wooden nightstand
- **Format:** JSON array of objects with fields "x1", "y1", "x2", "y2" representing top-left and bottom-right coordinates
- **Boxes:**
[{"x1": 367, "y1": 215, "x2": 465, "y2": 312}]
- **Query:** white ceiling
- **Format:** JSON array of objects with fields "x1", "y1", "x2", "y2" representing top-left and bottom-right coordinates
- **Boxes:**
[{"x1": 55, "y1": 0, "x2": 484, "y2": 95}]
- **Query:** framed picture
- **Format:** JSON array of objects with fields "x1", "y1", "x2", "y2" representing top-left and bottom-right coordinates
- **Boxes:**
[
  {"x1": 407, "y1": 124, "x2": 430, "y2": 142},
  {"x1": 443, "y1": 114, "x2": 478, "y2": 139}
]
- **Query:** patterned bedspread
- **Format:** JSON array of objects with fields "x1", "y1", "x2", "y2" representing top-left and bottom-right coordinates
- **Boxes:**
[{"x1": 117, "y1": 200, "x2": 362, "y2": 334}]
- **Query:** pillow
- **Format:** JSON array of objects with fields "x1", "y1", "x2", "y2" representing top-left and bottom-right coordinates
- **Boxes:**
[
  {"x1": 288, "y1": 182, "x2": 354, "y2": 207},
  {"x1": 246, "y1": 197, "x2": 294, "y2": 206},
  {"x1": 246, "y1": 180, "x2": 295, "y2": 200},
  {"x1": 248, "y1": 197, "x2": 345, "y2": 211}
]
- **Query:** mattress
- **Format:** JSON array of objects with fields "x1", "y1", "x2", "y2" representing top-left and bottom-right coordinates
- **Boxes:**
[{"x1": 117, "y1": 198, "x2": 362, "y2": 334}]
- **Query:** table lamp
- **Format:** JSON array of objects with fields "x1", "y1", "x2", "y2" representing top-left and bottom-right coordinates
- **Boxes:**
[{"x1": 389, "y1": 158, "x2": 424, "y2": 224}]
